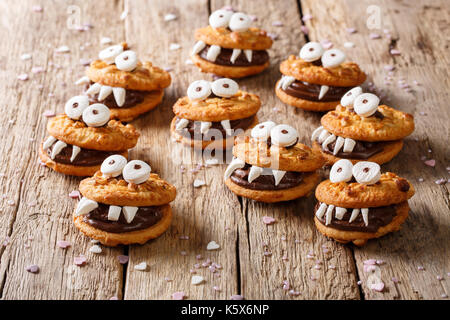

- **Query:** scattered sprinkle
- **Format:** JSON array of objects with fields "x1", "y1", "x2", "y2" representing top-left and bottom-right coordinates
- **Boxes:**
[
  {"x1": 391, "y1": 277, "x2": 399, "y2": 283},
  {"x1": 21, "y1": 53, "x2": 32, "y2": 60},
  {"x1": 302, "y1": 14, "x2": 313, "y2": 22},
  {"x1": 56, "y1": 240, "x2": 71, "y2": 249},
  {"x1": 272, "y1": 21, "x2": 283, "y2": 27},
  {"x1": 179, "y1": 235, "x2": 189, "y2": 240},
  {"x1": 300, "y1": 25, "x2": 309, "y2": 35},
  {"x1": 230, "y1": 294, "x2": 244, "y2": 300},
  {"x1": 390, "y1": 49, "x2": 401, "y2": 56},
  {"x1": 369, "y1": 33, "x2": 381, "y2": 39},
  {"x1": 164, "y1": 13, "x2": 177, "y2": 21},
  {"x1": 172, "y1": 291, "x2": 186, "y2": 300},
  {"x1": 370, "y1": 281, "x2": 385, "y2": 292},
  {"x1": 26, "y1": 265, "x2": 39, "y2": 273},
  {"x1": 424, "y1": 159, "x2": 436, "y2": 167},
  {"x1": 169, "y1": 43, "x2": 181, "y2": 51},
  {"x1": 346, "y1": 27, "x2": 357, "y2": 34},
  {"x1": 74, "y1": 255, "x2": 87, "y2": 266},
  {"x1": 437, "y1": 275, "x2": 443, "y2": 281},
  {"x1": 435, "y1": 178, "x2": 447, "y2": 185},
  {"x1": 213, "y1": 286, "x2": 221, "y2": 291},
  {"x1": 417, "y1": 266, "x2": 424, "y2": 271},
  {"x1": 288, "y1": 290, "x2": 301, "y2": 296},
  {"x1": 89, "y1": 245, "x2": 102, "y2": 254},
  {"x1": 43, "y1": 110, "x2": 55, "y2": 118},
  {"x1": 207, "y1": 241, "x2": 220, "y2": 251},
  {"x1": 100, "y1": 37, "x2": 112, "y2": 45},
  {"x1": 134, "y1": 262, "x2": 147, "y2": 271},
  {"x1": 32, "y1": 5, "x2": 43, "y2": 12},
  {"x1": 262, "y1": 216, "x2": 276, "y2": 225},
  {"x1": 17, "y1": 73, "x2": 29, "y2": 81},
  {"x1": 117, "y1": 255, "x2": 129, "y2": 264},
  {"x1": 384, "y1": 65, "x2": 395, "y2": 71},
  {"x1": 55, "y1": 45, "x2": 70, "y2": 53},
  {"x1": 267, "y1": 33, "x2": 279, "y2": 41},
  {"x1": 191, "y1": 275, "x2": 204, "y2": 285},
  {"x1": 31, "y1": 66, "x2": 45, "y2": 74},
  {"x1": 68, "y1": 190, "x2": 80, "y2": 199},
  {"x1": 193, "y1": 179, "x2": 206, "y2": 188},
  {"x1": 185, "y1": 59, "x2": 194, "y2": 65},
  {"x1": 344, "y1": 42, "x2": 355, "y2": 48},
  {"x1": 120, "y1": 10, "x2": 128, "y2": 20}
]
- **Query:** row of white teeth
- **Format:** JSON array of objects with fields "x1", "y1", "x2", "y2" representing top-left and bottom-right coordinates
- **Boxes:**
[
  {"x1": 75, "y1": 197, "x2": 139, "y2": 223},
  {"x1": 176, "y1": 118, "x2": 233, "y2": 135},
  {"x1": 43, "y1": 136, "x2": 80, "y2": 162},
  {"x1": 224, "y1": 158, "x2": 287, "y2": 186},
  {"x1": 192, "y1": 40, "x2": 253, "y2": 64},
  {"x1": 277, "y1": 75, "x2": 330, "y2": 100},
  {"x1": 76, "y1": 76, "x2": 126, "y2": 107},
  {"x1": 316, "y1": 202, "x2": 370, "y2": 226},
  {"x1": 311, "y1": 126, "x2": 357, "y2": 155}
]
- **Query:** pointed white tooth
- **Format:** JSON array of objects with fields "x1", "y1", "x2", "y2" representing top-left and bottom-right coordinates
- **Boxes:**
[
  {"x1": 277, "y1": 76, "x2": 285, "y2": 89},
  {"x1": 335, "y1": 207, "x2": 347, "y2": 220},
  {"x1": 75, "y1": 76, "x2": 90, "y2": 85},
  {"x1": 50, "y1": 140, "x2": 67, "y2": 159},
  {"x1": 343, "y1": 138, "x2": 356, "y2": 153},
  {"x1": 230, "y1": 49, "x2": 242, "y2": 64},
  {"x1": 191, "y1": 40, "x2": 206, "y2": 55},
  {"x1": 325, "y1": 204, "x2": 334, "y2": 225},
  {"x1": 361, "y1": 208, "x2": 369, "y2": 226},
  {"x1": 123, "y1": 206, "x2": 138, "y2": 223},
  {"x1": 220, "y1": 120, "x2": 232, "y2": 135},
  {"x1": 248, "y1": 166, "x2": 263, "y2": 183},
  {"x1": 98, "y1": 85, "x2": 113, "y2": 101},
  {"x1": 206, "y1": 45, "x2": 221, "y2": 62},
  {"x1": 75, "y1": 197, "x2": 98, "y2": 216},
  {"x1": 349, "y1": 208, "x2": 360, "y2": 223},
  {"x1": 224, "y1": 158, "x2": 245, "y2": 180},
  {"x1": 43, "y1": 136, "x2": 57, "y2": 150},
  {"x1": 272, "y1": 169, "x2": 286, "y2": 186},
  {"x1": 318, "y1": 85, "x2": 329, "y2": 100},
  {"x1": 175, "y1": 118, "x2": 189, "y2": 131},
  {"x1": 281, "y1": 76, "x2": 296, "y2": 90},
  {"x1": 112, "y1": 87, "x2": 126, "y2": 107},
  {"x1": 70, "y1": 145, "x2": 81, "y2": 162},
  {"x1": 322, "y1": 134, "x2": 336, "y2": 151},
  {"x1": 107, "y1": 206, "x2": 121, "y2": 221},
  {"x1": 318, "y1": 130, "x2": 330, "y2": 144},
  {"x1": 316, "y1": 203, "x2": 327, "y2": 219},
  {"x1": 86, "y1": 82, "x2": 102, "y2": 95},
  {"x1": 333, "y1": 136, "x2": 345, "y2": 155},
  {"x1": 311, "y1": 126, "x2": 324, "y2": 142},
  {"x1": 200, "y1": 121, "x2": 212, "y2": 134},
  {"x1": 244, "y1": 49, "x2": 252, "y2": 62}
]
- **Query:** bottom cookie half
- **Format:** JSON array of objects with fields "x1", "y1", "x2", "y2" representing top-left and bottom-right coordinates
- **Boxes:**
[
  {"x1": 275, "y1": 83, "x2": 339, "y2": 112},
  {"x1": 73, "y1": 204, "x2": 173, "y2": 246},
  {"x1": 109, "y1": 90, "x2": 164, "y2": 122}
]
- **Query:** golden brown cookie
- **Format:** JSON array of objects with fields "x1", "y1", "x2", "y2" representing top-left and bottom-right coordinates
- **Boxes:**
[
  {"x1": 275, "y1": 82, "x2": 338, "y2": 111},
  {"x1": 195, "y1": 26, "x2": 272, "y2": 50},
  {"x1": 109, "y1": 90, "x2": 164, "y2": 122}
]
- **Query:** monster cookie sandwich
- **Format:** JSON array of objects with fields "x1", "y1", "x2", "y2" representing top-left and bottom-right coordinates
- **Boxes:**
[
  {"x1": 224, "y1": 121, "x2": 324, "y2": 202},
  {"x1": 311, "y1": 88, "x2": 414, "y2": 165},
  {"x1": 73, "y1": 155, "x2": 176, "y2": 246},
  {"x1": 191, "y1": 9, "x2": 273, "y2": 78},
  {"x1": 39, "y1": 96, "x2": 139, "y2": 176},
  {"x1": 276, "y1": 42, "x2": 366, "y2": 111},
  {"x1": 171, "y1": 78, "x2": 260, "y2": 150},
  {"x1": 76, "y1": 43, "x2": 171, "y2": 122},
  {"x1": 314, "y1": 159, "x2": 414, "y2": 246}
]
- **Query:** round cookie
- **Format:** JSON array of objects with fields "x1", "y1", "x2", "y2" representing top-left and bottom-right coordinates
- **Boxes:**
[
  {"x1": 109, "y1": 90, "x2": 164, "y2": 122},
  {"x1": 275, "y1": 82, "x2": 338, "y2": 111}
]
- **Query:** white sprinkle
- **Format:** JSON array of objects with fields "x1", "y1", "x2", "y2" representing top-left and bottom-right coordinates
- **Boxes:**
[
  {"x1": 21, "y1": 53, "x2": 32, "y2": 60},
  {"x1": 193, "y1": 179, "x2": 206, "y2": 188},
  {"x1": 55, "y1": 45, "x2": 70, "y2": 53},
  {"x1": 120, "y1": 10, "x2": 128, "y2": 20},
  {"x1": 164, "y1": 13, "x2": 177, "y2": 21},
  {"x1": 185, "y1": 59, "x2": 194, "y2": 65},
  {"x1": 206, "y1": 241, "x2": 220, "y2": 251},
  {"x1": 31, "y1": 66, "x2": 45, "y2": 74},
  {"x1": 344, "y1": 42, "x2": 355, "y2": 48},
  {"x1": 191, "y1": 275, "x2": 204, "y2": 285},
  {"x1": 134, "y1": 262, "x2": 147, "y2": 271},
  {"x1": 17, "y1": 73, "x2": 29, "y2": 81},
  {"x1": 169, "y1": 43, "x2": 181, "y2": 51},
  {"x1": 89, "y1": 245, "x2": 102, "y2": 254},
  {"x1": 100, "y1": 37, "x2": 112, "y2": 45},
  {"x1": 205, "y1": 158, "x2": 219, "y2": 166}
]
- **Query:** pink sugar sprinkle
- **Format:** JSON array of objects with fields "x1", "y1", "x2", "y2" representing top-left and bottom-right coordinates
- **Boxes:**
[
  {"x1": 391, "y1": 277, "x2": 399, "y2": 283},
  {"x1": 364, "y1": 259, "x2": 377, "y2": 265},
  {"x1": 346, "y1": 27, "x2": 357, "y2": 34},
  {"x1": 32, "y1": 5, "x2": 43, "y2": 12},
  {"x1": 321, "y1": 40, "x2": 333, "y2": 49},
  {"x1": 424, "y1": 159, "x2": 436, "y2": 167},
  {"x1": 357, "y1": 280, "x2": 362, "y2": 285},
  {"x1": 384, "y1": 65, "x2": 395, "y2": 71},
  {"x1": 26, "y1": 264, "x2": 39, "y2": 273},
  {"x1": 172, "y1": 291, "x2": 186, "y2": 300},
  {"x1": 117, "y1": 255, "x2": 129, "y2": 264},
  {"x1": 435, "y1": 179, "x2": 447, "y2": 185},
  {"x1": 222, "y1": 6, "x2": 234, "y2": 11},
  {"x1": 56, "y1": 240, "x2": 71, "y2": 249},
  {"x1": 437, "y1": 275, "x2": 443, "y2": 281},
  {"x1": 369, "y1": 33, "x2": 381, "y2": 39},
  {"x1": 267, "y1": 33, "x2": 279, "y2": 41},
  {"x1": 68, "y1": 190, "x2": 80, "y2": 199},
  {"x1": 43, "y1": 110, "x2": 55, "y2": 118},
  {"x1": 231, "y1": 294, "x2": 244, "y2": 300},
  {"x1": 164, "y1": 277, "x2": 172, "y2": 282},
  {"x1": 109, "y1": 296, "x2": 119, "y2": 300},
  {"x1": 189, "y1": 269, "x2": 196, "y2": 274},
  {"x1": 272, "y1": 21, "x2": 283, "y2": 27},
  {"x1": 31, "y1": 66, "x2": 45, "y2": 74},
  {"x1": 17, "y1": 73, "x2": 29, "y2": 81},
  {"x1": 213, "y1": 286, "x2": 221, "y2": 291},
  {"x1": 390, "y1": 49, "x2": 401, "y2": 56},
  {"x1": 179, "y1": 235, "x2": 189, "y2": 240},
  {"x1": 74, "y1": 255, "x2": 87, "y2": 266},
  {"x1": 302, "y1": 14, "x2": 313, "y2": 22},
  {"x1": 288, "y1": 290, "x2": 301, "y2": 296},
  {"x1": 195, "y1": 254, "x2": 202, "y2": 260},
  {"x1": 262, "y1": 216, "x2": 276, "y2": 225},
  {"x1": 371, "y1": 282, "x2": 385, "y2": 292},
  {"x1": 300, "y1": 26, "x2": 309, "y2": 35},
  {"x1": 376, "y1": 260, "x2": 385, "y2": 265},
  {"x1": 249, "y1": 15, "x2": 257, "y2": 22},
  {"x1": 194, "y1": 263, "x2": 200, "y2": 269},
  {"x1": 282, "y1": 280, "x2": 290, "y2": 290},
  {"x1": 418, "y1": 266, "x2": 424, "y2": 271},
  {"x1": 329, "y1": 265, "x2": 336, "y2": 270}
]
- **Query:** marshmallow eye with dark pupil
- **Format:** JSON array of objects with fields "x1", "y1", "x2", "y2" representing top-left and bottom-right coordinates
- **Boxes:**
[
  {"x1": 299, "y1": 42, "x2": 324, "y2": 62},
  {"x1": 229, "y1": 12, "x2": 252, "y2": 32},
  {"x1": 353, "y1": 93, "x2": 380, "y2": 117},
  {"x1": 270, "y1": 124, "x2": 299, "y2": 147},
  {"x1": 211, "y1": 78, "x2": 239, "y2": 98},
  {"x1": 340, "y1": 87, "x2": 363, "y2": 108},
  {"x1": 209, "y1": 9, "x2": 233, "y2": 28},
  {"x1": 115, "y1": 50, "x2": 138, "y2": 72},
  {"x1": 352, "y1": 161, "x2": 381, "y2": 185},
  {"x1": 122, "y1": 160, "x2": 151, "y2": 184},
  {"x1": 101, "y1": 154, "x2": 127, "y2": 177},
  {"x1": 329, "y1": 159, "x2": 353, "y2": 183},
  {"x1": 82, "y1": 103, "x2": 111, "y2": 127},
  {"x1": 321, "y1": 49, "x2": 346, "y2": 68},
  {"x1": 250, "y1": 121, "x2": 276, "y2": 141},
  {"x1": 65, "y1": 95, "x2": 90, "y2": 120},
  {"x1": 187, "y1": 80, "x2": 212, "y2": 101},
  {"x1": 98, "y1": 45, "x2": 124, "y2": 64}
]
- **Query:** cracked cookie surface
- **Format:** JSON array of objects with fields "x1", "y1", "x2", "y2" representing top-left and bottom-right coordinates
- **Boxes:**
[{"x1": 195, "y1": 26, "x2": 272, "y2": 50}]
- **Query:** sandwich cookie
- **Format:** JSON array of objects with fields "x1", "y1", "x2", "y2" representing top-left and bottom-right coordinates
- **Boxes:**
[
  {"x1": 73, "y1": 156, "x2": 176, "y2": 246},
  {"x1": 311, "y1": 88, "x2": 414, "y2": 165},
  {"x1": 76, "y1": 42, "x2": 171, "y2": 122},
  {"x1": 191, "y1": 10, "x2": 273, "y2": 78},
  {"x1": 171, "y1": 78, "x2": 260, "y2": 150},
  {"x1": 276, "y1": 42, "x2": 366, "y2": 111},
  {"x1": 314, "y1": 159, "x2": 414, "y2": 246},
  {"x1": 224, "y1": 121, "x2": 324, "y2": 202},
  {"x1": 39, "y1": 96, "x2": 139, "y2": 176}
]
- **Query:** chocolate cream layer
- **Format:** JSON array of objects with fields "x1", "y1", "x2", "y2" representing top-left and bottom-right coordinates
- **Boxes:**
[
  {"x1": 198, "y1": 45, "x2": 269, "y2": 66},
  {"x1": 323, "y1": 140, "x2": 385, "y2": 159},
  {"x1": 282, "y1": 80, "x2": 353, "y2": 102},
  {"x1": 230, "y1": 163, "x2": 305, "y2": 190},
  {"x1": 83, "y1": 203, "x2": 164, "y2": 233},
  {"x1": 175, "y1": 115, "x2": 255, "y2": 141},
  {"x1": 47, "y1": 144, "x2": 119, "y2": 166},
  {"x1": 315, "y1": 202, "x2": 397, "y2": 233},
  {"x1": 87, "y1": 89, "x2": 148, "y2": 109}
]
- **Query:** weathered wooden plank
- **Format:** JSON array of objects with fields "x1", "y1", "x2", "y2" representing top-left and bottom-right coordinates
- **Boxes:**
[
  {"x1": 122, "y1": 0, "x2": 242, "y2": 300},
  {"x1": 0, "y1": 0, "x2": 126, "y2": 299},
  {"x1": 210, "y1": 0, "x2": 361, "y2": 299},
  {"x1": 301, "y1": 0, "x2": 449, "y2": 299}
]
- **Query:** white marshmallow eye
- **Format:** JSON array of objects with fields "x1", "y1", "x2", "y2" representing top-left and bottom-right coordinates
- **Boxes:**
[
  {"x1": 354, "y1": 93, "x2": 380, "y2": 117},
  {"x1": 122, "y1": 160, "x2": 151, "y2": 184},
  {"x1": 270, "y1": 124, "x2": 298, "y2": 147},
  {"x1": 229, "y1": 12, "x2": 252, "y2": 32},
  {"x1": 330, "y1": 159, "x2": 353, "y2": 183},
  {"x1": 101, "y1": 155, "x2": 128, "y2": 178},
  {"x1": 211, "y1": 78, "x2": 239, "y2": 98},
  {"x1": 99, "y1": 45, "x2": 123, "y2": 64},
  {"x1": 251, "y1": 121, "x2": 276, "y2": 141},
  {"x1": 82, "y1": 103, "x2": 110, "y2": 127},
  {"x1": 209, "y1": 9, "x2": 233, "y2": 28},
  {"x1": 187, "y1": 80, "x2": 212, "y2": 101},
  {"x1": 352, "y1": 161, "x2": 381, "y2": 185},
  {"x1": 115, "y1": 50, "x2": 138, "y2": 71},
  {"x1": 321, "y1": 49, "x2": 346, "y2": 68},
  {"x1": 340, "y1": 87, "x2": 363, "y2": 108},
  {"x1": 299, "y1": 42, "x2": 324, "y2": 62},
  {"x1": 64, "y1": 95, "x2": 90, "y2": 120}
]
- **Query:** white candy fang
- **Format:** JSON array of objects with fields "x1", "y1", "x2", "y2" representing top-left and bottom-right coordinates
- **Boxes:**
[
  {"x1": 112, "y1": 87, "x2": 126, "y2": 107},
  {"x1": 70, "y1": 145, "x2": 81, "y2": 162},
  {"x1": 200, "y1": 121, "x2": 212, "y2": 134},
  {"x1": 206, "y1": 45, "x2": 221, "y2": 62},
  {"x1": 224, "y1": 158, "x2": 245, "y2": 180},
  {"x1": 325, "y1": 205, "x2": 334, "y2": 225},
  {"x1": 322, "y1": 134, "x2": 336, "y2": 151},
  {"x1": 192, "y1": 40, "x2": 206, "y2": 55},
  {"x1": 272, "y1": 169, "x2": 286, "y2": 186},
  {"x1": 281, "y1": 76, "x2": 295, "y2": 90},
  {"x1": 361, "y1": 208, "x2": 369, "y2": 226},
  {"x1": 311, "y1": 126, "x2": 324, "y2": 142},
  {"x1": 75, "y1": 197, "x2": 98, "y2": 216},
  {"x1": 123, "y1": 206, "x2": 138, "y2": 223},
  {"x1": 176, "y1": 118, "x2": 189, "y2": 131},
  {"x1": 244, "y1": 50, "x2": 252, "y2": 62},
  {"x1": 43, "y1": 136, "x2": 57, "y2": 150},
  {"x1": 349, "y1": 208, "x2": 360, "y2": 223},
  {"x1": 230, "y1": 49, "x2": 241, "y2": 64},
  {"x1": 98, "y1": 85, "x2": 113, "y2": 101},
  {"x1": 318, "y1": 85, "x2": 329, "y2": 100},
  {"x1": 318, "y1": 129, "x2": 330, "y2": 144},
  {"x1": 86, "y1": 83, "x2": 102, "y2": 95},
  {"x1": 248, "y1": 166, "x2": 263, "y2": 183},
  {"x1": 220, "y1": 120, "x2": 232, "y2": 135},
  {"x1": 75, "y1": 76, "x2": 90, "y2": 85},
  {"x1": 333, "y1": 136, "x2": 345, "y2": 155},
  {"x1": 316, "y1": 203, "x2": 327, "y2": 219},
  {"x1": 108, "y1": 206, "x2": 121, "y2": 221},
  {"x1": 50, "y1": 140, "x2": 67, "y2": 159},
  {"x1": 335, "y1": 207, "x2": 346, "y2": 220},
  {"x1": 343, "y1": 138, "x2": 356, "y2": 153}
]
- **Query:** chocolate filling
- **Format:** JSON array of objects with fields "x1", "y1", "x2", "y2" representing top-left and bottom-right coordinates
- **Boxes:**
[
  {"x1": 85, "y1": 83, "x2": 148, "y2": 109},
  {"x1": 83, "y1": 203, "x2": 164, "y2": 233},
  {"x1": 198, "y1": 45, "x2": 269, "y2": 66},
  {"x1": 315, "y1": 203, "x2": 397, "y2": 233},
  {"x1": 282, "y1": 80, "x2": 353, "y2": 102},
  {"x1": 175, "y1": 115, "x2": 255, "y2": 141},
  {"x1": 230, "y1": 163, "x2": 304, "y2": 190},
  {"x1": 323, "y1": 140, "x2": 385, "y2": 159},
  {"x1": 47, "y1": 144, "x2": 119, "y2": 166}
]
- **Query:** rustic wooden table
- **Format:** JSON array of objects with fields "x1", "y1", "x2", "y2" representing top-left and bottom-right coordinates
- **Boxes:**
[{"x1": 0, "y1": 0, "x2": 448, "y2": 300}]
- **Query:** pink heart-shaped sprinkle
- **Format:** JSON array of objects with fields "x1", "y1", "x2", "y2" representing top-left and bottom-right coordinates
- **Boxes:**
[
  {"x1": 262, "y1": 216, "x2": 276, "y2": 225},
  {"x1": 172, "y1": 291, "x2": 186, "y2": 300},
  {"x1": 57, "y1": 240, "x2": 71, "y2": 249},
  {"x1": 74, "y1": 256, "x2": 87, "y2": 266},
  {"x1": 424, "y1": 159, "x2": 436, "y2": 167}
]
